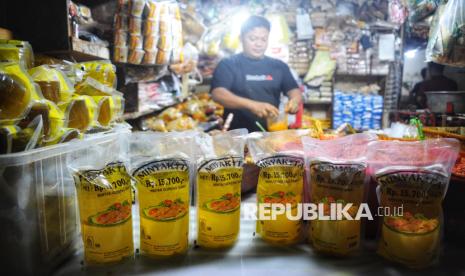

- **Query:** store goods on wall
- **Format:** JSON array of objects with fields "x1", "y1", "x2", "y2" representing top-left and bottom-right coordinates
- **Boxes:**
[
  {"x1": 114, "y1": 0, "x2": 184, "y2": 65},
  {"x1": 333, "y1": 90, "x2": 383, "y2": 130}
]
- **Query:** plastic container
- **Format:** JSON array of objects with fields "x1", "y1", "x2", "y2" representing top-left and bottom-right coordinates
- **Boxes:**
[
  {"x1": 142, "y1": 50, "x2": 157, "y2": 64},
  {"x1": 0, "y1": 131, "x2": 124, "y2": 275},
  {"x1": 114, "y1": 46, "x2": 128, "y2": 63},
  {"x1": 129, "y1": 34, "x2": 143, "y2": 50}
]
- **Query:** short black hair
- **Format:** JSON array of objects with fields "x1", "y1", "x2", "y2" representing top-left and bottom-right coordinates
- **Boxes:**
[
  {"x1": 240, "y1": 15, "x2": 270, "y2": 37},
  {"x1": 421, "y1": 68, "x2": 427, "y2": 79},
  {"x1": 428, "y1": 62, "x2": 445, "y2": 74}
]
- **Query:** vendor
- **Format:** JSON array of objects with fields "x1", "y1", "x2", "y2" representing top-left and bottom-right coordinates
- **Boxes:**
[
  {"x1": 409, "y1": 62, "x2": 457, "y2": 109},
  {"x1": 211, "y1": 15, "x2": 302, "y2": 132}
]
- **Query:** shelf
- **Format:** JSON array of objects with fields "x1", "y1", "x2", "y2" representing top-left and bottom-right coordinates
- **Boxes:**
[
  {"x1": 304, "y1": 100, "x2": 332, "y2": 105},
  {"x1": 72, "y1": 0, "x2": 113, "y2": 8},
  {"x1": 41, "y1": 50, "x2": 107, "y2": 62}
]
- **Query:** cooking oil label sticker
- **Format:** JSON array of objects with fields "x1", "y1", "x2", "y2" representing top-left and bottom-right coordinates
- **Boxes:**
[
  {"x1": 197, "y1": 156, "x2": 243, "y2": 214},
  {"x1": 376, "y1": 169, "x2": 447, "y2": 204},
  {"x1": 132, "y1": 158, "x2": 190, "y2": 222}
]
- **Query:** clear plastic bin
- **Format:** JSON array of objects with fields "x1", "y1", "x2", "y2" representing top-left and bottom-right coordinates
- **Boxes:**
[{"x1": 0, "y1": 132, "x2": 124, "y2": 275}]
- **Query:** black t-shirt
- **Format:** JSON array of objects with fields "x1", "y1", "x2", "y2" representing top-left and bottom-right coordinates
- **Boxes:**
[{"x1": 211, "y1": 53, "x2": 299, "y2": 132}]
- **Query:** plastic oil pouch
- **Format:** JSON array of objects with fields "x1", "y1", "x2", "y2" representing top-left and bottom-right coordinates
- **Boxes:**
[
  {"x1": 0, "y1": 39, "x2": 34, "y2": 69},
  {"x1": 194, "y1": 129, "x2": 248, "y2": 248},
  {"x1": 0, "y1": 62, "x2": 41, "y2": 124},
  {"x1": 367, "y1": 139, "x2": 459, "y2": 268},
  {"x1": 302, "y1": 133, "x2": 376, "y2": 256},
  {"x1": 68, "y1": 132, "x2": 134, "y2": 265},
  {"x1": 29, "y1": 65, "x2": 74, "y2": 103},
  {"x1": 248, "y1": 130, "x2": 307, "y2": 245},
  {"x1": 129, "y1": 131, "x2": 197, "y2": 258}
]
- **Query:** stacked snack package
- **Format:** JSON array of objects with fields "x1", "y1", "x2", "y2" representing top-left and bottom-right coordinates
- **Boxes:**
[
  {"x1": 426, "y1": 0, "x2": 465, "y2": 67},
  {"x1": 0, "y1": 39, "x2": 124, "y2": 153},
  {"x1": 129, "y1": 131, "x2": 197, "y2": 258},
  {"x1": 68, "y1": 132, "x2": 134, "y2": 265},
  {"x1": 333, "y1": 91, "x2": 383, "y2": 130},
  {"x1": 367, "y1": 139, "x2": 459, "y2": 268},
  {"x1": 114, "y1": 0, "x2": 184, "y2": 65},
  {"x1": 302, "y1": 134, "x2": 377, "y2": 256},
  {"x1": 194, "y1": 129, "x2": 247, "y2": 248},
  {"x1": 248, "y1": 130, "x2": 308, "y2": 245}
]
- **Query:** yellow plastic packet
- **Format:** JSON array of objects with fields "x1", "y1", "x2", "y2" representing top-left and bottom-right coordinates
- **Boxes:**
[
  {"x1": 75, "y1": 77, "x2": 114, "y2": 97},
  {"x1": 60, "y1": 95, "x2": 97, "y2": 132},
  {"x1": 0, "y1": 62, "x2": 41, "y2": 124},
  {"x1": 93, "y1": 92, "x2": 124, "y2": 127},
  {"x1": 43, "y1": 128, "x2": 81, "y2": 146},
  {"x1": 194, "y1": 129, "x2": 247, "y2": 248},
  {"x1": 28, "y1": 65, "x2": 74, "y2": 103},
  {"x1": 129, "y1": 131, "x2": 197, "y2": 258},
  {"x1": 69, "y1": 135, "x2": 134, "y2": 265},
  {"x1": 248, "y1": 130, "x2": 307, "y2": 245},
  {"x1": 0, "y1": 39, "x2": 34, "y2": 69},
  {"x1": 302, "y1": 134, "x2": 376, "y2": 256},
  {"x1": 18, "y1": 99, "x2": 66, "y2": 140},
  {"x1": 76, "y1": 61, "x2": 117, "y2": 88},
  {"x1": 0, "y1": 125, "x2": 20, "y2": 154}
]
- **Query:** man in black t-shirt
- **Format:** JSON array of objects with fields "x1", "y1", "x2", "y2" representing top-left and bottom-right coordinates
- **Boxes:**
[{"x1": 211, "y1": 15, "x2": 302, "y2": 132}]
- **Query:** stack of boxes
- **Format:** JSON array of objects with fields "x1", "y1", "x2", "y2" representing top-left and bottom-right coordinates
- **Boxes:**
[{"x1": 333, "y1": 90, "x2": 383, "y2": 130}]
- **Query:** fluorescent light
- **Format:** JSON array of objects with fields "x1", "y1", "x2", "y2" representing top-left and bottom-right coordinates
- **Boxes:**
[{"x1": 404, "y1": 49, "x2": 417, "y2": 59}]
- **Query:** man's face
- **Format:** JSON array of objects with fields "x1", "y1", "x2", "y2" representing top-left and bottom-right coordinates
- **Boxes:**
[{"x1": 241, "y1": 27, "x2": 269, "y2": 59}]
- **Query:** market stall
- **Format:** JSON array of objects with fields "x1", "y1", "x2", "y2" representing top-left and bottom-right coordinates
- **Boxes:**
[{"x1": 0, "y1": 0, "x2": 465, "y2": 275}]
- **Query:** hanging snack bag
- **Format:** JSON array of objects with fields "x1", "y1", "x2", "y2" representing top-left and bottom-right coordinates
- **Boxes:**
[
  {"x1": 302, "y1": 133, "x2": 376, "y2": 256},
  {"x1": 130, "y1": 131, "x2": 197, "y2": 258},
  {"x1": 194, "y1": 129, "x2": 248, "y2": 248},
  {"x1": 367, "y1": 139, "x2": 459, "y2": 268},
  {"x1": 248, "y1": 130, "x2": 307, "y2": 245},
  {"x1": 68, "y1": 132, "x2": 133, "y2": 265}
]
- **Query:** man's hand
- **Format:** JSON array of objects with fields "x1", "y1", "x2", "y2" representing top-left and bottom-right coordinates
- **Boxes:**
[
  {"x1": 285, "y1": 97, "x2": 300, "y2": 114},
  {"x1": 249, "y1": 101, "x2": 279, "y2": 118}
]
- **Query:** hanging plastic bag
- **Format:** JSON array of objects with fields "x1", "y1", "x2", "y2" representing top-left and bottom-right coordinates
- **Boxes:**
[
  {"x1": 68, "y1": 131, "x2": 133, "y2": 265},
  {"x1": 248, "y1": 130, "x2": 308, "y2": 245},
  {"x1": 302, "y1": 133, "x2": 377, "y2": 256},
  {"x1": 367, "y1": 139, "x2": 459, "y2": 268},
  {"x1": 194, "y1": 129, "x2": 248, "y2": 248},
  {"x1": 304, "y1": 51, "x2": 336, "y2": 86},
  {"x1": 129, "y1": 131, "x2": 198, "y2": 258},
  {"x1": 426, "y1": 0, "x2": 465, "y2": 67},
  {"x1": 408, "y1": 0, "x2": 439, "y2": 22}
]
